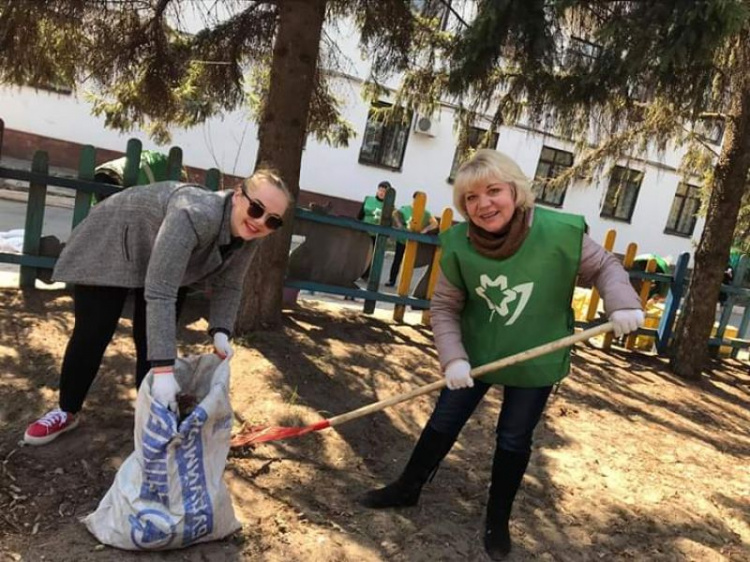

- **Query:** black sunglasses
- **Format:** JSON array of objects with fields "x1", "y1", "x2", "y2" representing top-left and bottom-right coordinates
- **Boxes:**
[{"x1": 241, "y1": 190, "x2": 284, "y2": 231}]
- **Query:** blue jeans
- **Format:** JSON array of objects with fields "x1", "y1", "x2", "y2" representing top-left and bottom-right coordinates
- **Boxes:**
[{"x1": 426, "y1": 381, "x2": 553, "y2": 453}]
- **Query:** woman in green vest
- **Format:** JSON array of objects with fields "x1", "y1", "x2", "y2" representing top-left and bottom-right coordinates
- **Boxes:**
[
  {"x1": 356, "y1": 181, "x2": 391, "y2": 281},
  {"x1": 357, "y1": 180, "x2": 390, "y2": 225},
  {"x1": 386, "y1": 193, "x2": 439, "y2": 287},
  {"x1": 360, "y1": 149, "x2": 644, "y2": 560}
]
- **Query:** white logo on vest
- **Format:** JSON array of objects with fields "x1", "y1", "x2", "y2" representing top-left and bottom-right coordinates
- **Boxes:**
[{"x1": 475, "y1": 274, "x2": 534, "y2": 325}]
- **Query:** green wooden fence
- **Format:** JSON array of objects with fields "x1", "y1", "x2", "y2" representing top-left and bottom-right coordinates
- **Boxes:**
[
  {"x1": 0, "y1": 125, "x2": 435, "y2": 312},
  {"x1": 1, "y1": 120, "x2": 748, "y2": 356}
]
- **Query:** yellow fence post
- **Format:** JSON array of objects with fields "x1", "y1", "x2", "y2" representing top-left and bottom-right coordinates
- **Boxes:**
[
  {"x1": 602, "y1": 241, "x2": 637, "y2": 350},
  {"x1": 585, "y1": 229, "x2": 616, "y2": 322},
  {"x1": 394, "y1": 192, "x2": 427, "y2": 322},
  {"x1": 626, "y1": 258, "x2": 656, "y2": 350},
  {"x1": 421, "y1": 208, "x2": 453, "y2": 326}
]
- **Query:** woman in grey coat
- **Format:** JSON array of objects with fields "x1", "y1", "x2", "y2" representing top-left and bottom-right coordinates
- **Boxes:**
[{"x1": 24, "y1": 169, "x2": 291, "y2": 445}]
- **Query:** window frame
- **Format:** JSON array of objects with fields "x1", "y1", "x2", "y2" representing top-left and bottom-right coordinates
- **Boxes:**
[
  {"x1": 694, "y1": 117, "x2": 725, "y2": 145},
  {"x1": 532, "y1": 146, "x2": 575, "y2": 208},
  {"x1": 447, "y1": 126, "x2": 499, "y2": 183},
  {"x1": 664, "y1": 182, "x2": 701, "y2": 237},
  {"x1": 600, "y1": 166, "x2": 643, "y2": 223},
  {"x1": 565, "y1": 36, "x2": 602, "y2": 70},
  {"x1": 411, "y1": 0, "x2": 452, "y2": 31},
  {"x1": 358, "y1": 102, "x2": 413, "y2": 172}
]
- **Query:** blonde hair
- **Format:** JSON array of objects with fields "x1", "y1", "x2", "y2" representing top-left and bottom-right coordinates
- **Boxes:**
[
  {"x1": 243, "y1": 168, "x2": 295, "y2": 206},
  {"x1": 452, "y1": 149, "x2": 535, "y2": 220}
]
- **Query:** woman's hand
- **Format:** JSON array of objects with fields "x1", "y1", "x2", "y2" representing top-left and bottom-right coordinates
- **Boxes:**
[
  {"x1": 151, "y1": 368, "x2": 180, "y2": 412},
  {"x1": 444, "y1": 359, "x2": 474, "y2": 390},
  {"x1": 213, "y1": 332, "x2": 234, "y2": 359},
  {"x1": 609, "y1": 309, "x2": 645, "y2": 337}
]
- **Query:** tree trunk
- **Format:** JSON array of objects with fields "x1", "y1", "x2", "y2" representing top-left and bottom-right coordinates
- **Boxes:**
[
  {"x1": 670, "y1": 31, "x2": 750, "y2": 379},
  {"x1": 235, "y1": 0, "x2": 326, "y2": 332}
]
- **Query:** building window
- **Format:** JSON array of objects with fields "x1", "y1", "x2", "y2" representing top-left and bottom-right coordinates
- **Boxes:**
[
  {"x1": 565, "y1": 36, "x2": 601, "y2": 70},
  {"x1": 26, "y1": 80, "x2": 72, "y2": 96},
  {"x1": 411, "y1": 0, "x2": 452, "y2": 30},
  {"x1": 532, "y1": 146, "x2": 574, "y2": 207},
  {"x1": 358, "y1": 103, "x2": 412, "y2": 171},
  {"x1": 665, "y1": 183, "x2": 701, "y2": 236},
  {"x1": 448, "y1": 127, "x2": 499, "y2": 182},
  {"x1": 694, "y1": 117, "x2": 725, "y2": 145},
  {"x1": 600, "y1": 166, "x2": 643, "y2": 222}
]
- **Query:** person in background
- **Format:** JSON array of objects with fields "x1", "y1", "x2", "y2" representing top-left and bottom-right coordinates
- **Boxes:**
[
  {"x1": 24, "y1": 170, "x2": 291, "y2": 445},
  {"x1": 93, "y1": 150, "x2": 188, "y2": 203},
  {"x1": 359, "y1": 149, "x2": 643, "y2": 560},
  {"x1": 356, "y1": 181, "x2": 391, "y2": 282},
  {"x1": 357, "y1": 180, "x2": 390, "y2": 225},
  {"x1": 719, "y1": 265, "x2": 734, "y2": 305},
  {"x1": 386, "y1": 193, "x2": 439, "y2": 287}
]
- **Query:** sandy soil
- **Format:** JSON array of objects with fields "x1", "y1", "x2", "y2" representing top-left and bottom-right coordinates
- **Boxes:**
[{"x1": 0, "y1": 289, "x2": 748, "y2": 561}]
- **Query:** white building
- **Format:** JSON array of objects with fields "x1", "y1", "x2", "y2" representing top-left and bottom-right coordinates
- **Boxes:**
[{"x1": 0, "y1": 7, "x2": 710, "y2": 264}]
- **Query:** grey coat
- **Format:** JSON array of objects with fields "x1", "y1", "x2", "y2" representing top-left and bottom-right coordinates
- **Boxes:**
[{"x1": 53, "y1": 181, "x2": 259, "y2": 361}]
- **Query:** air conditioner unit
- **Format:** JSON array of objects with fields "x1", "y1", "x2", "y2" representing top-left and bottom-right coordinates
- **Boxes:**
[{"x1": 414, "y1": 114, "x2": 437, "y2": 137}]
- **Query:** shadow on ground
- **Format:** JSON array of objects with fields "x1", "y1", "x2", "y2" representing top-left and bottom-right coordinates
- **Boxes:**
[{"x1": 1, "y1": 290, "x2": 748, "y2": 561}]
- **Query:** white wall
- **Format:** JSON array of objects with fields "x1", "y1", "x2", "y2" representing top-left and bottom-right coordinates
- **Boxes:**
[
  {"x1": 1, "y1": 84, "x2": 261, "y2": 177},
  {"x1": 1, "y1": 73, "x2": 705, "y2": 265}
]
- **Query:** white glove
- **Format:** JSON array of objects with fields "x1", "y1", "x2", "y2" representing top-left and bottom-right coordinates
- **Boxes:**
[
  {"x1": 213, "y1": 332, "x2": 233, "y2": 359},
  {"x1": 151, "y1": 368, "x2": 180, "y2": 412},
  {"x1": 444, "y1": 359, "x2": 474, "y2": 390},
  {"x1": 610, "y1": 309, "x2": 645, "y2": 337}
]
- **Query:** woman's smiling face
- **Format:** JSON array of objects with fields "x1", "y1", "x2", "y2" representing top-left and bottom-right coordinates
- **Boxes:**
[
  {"x1": 464, "y1": 180, "x2": 517, "y2": 233},
  {"x1": 230, "y1": 178, "x2": 289, "y2": 240}
]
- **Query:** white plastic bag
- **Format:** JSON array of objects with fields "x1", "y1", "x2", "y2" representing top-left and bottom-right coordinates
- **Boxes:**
[{"x1": 84, "y1": 354, "x2": 241, "y2": 550}]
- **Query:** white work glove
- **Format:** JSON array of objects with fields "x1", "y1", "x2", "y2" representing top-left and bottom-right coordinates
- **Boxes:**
[
  {"x1": 444, "y1": 359, "x2": 474, "y2": 390},
  {"x1": 213, "y1": 332, "x2": 233, "y2": 359},
  {"x1": 610, "y1": 309, "x2": 645, "y2": 337},
  {"x1": 151, "y1": 368, "x2": 180, "y2": 412}
]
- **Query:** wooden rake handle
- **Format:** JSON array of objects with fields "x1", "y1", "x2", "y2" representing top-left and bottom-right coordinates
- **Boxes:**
[{"x1": 327, "y1": 321, "x2": 614, "y2": 428}]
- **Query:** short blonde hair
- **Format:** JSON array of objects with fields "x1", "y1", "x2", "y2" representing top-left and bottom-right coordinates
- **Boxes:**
[
  {"x1": 452, "y1": 149, "x2": 535, "y2": 220},
  {"x1": 243, "y1": 168, "x2": 294, "y2": 206}
]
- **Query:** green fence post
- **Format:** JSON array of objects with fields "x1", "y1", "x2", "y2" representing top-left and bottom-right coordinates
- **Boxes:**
[
  {"x1": 656, "y1": 252, "x2": 690, "y2": 355},
  {"x1": 20, "y1": 151, "x2": 49, "y2": 288},
  {"x1": 714, "y1": 255, "x2": 747, "y2": 357},
  {"x1": 205, "y1": 168, "x2": 221, "y2": 191},
  {"x1": 732, "y1": 304, "x2": 750, "y2": 359},
  {"x1": 72, "y1": 145, "x2": 96, "y2": 227},
  {"x1": 167, "y1": 146, "x2": 183, "y2": 181},
  {"x1": 725, "y1": 255, "x2": 749, "y2": 359},
  {"x1": 123, "y1": 139, "x2": 142, "y2": 187},
  {"x1": 364, "y1": 187, "x2": 396, "y2": 314}
]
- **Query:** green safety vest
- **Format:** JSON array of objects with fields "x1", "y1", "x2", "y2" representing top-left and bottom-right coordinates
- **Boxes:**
[
  {"x1": 96, "y1": 150, "x2": 172, "y2": 186},
  {"x1": 362, "y1": 196, "x2": 384, "y2": 225},
  {"x1": 395, "y1": 205, "x2": 433, "y2": 243},
  {"x1": 439, "y1": 207, "x2": 585, "y2": 387}
]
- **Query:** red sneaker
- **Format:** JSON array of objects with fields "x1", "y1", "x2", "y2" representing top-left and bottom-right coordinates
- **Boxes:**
[{"x1": 24, "y1": 409, "x2": 79, "y2": 445}]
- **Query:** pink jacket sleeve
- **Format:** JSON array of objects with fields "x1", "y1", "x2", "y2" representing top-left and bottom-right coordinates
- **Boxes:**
[
  {"x1": 430, "y1": 269, "x2": 469, "y2": 370},
  {"x1": 578, "y1": 234, "x2": 643, "y2": 314}
]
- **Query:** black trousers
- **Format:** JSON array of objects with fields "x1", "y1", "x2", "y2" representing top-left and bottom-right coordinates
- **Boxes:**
[
  {"x1": 389, "y1": 242, "x2": 406, "y2": 285},
  {"x1": 59, "y1": 284, "x2": 187, "y2": 414}
]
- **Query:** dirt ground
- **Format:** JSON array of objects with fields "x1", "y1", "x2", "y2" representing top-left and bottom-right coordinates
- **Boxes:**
[{"x1": 0, "y1": 288, "x2": 748, "y2": 561}]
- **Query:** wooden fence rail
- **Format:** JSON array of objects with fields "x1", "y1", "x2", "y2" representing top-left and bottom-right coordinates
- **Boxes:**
[{"x1": 1, "y1": 127, "x2": 748, "y2": 356}]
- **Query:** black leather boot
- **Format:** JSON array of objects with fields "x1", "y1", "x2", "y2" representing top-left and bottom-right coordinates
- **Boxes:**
[
  {"x1": 484, "y1": 449, "x2": 531, "y2": 560},
  {"x1": 360, "y1": 425, "x2": 455, "y2": 508}
]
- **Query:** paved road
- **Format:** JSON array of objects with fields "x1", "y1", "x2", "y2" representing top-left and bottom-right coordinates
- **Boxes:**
[
  {"x1": 0, "y1": 197, "x2": 73, "y2": 282},
  {"x1": 0, "y1": 197, "x2": 74, "y2": 242}
]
